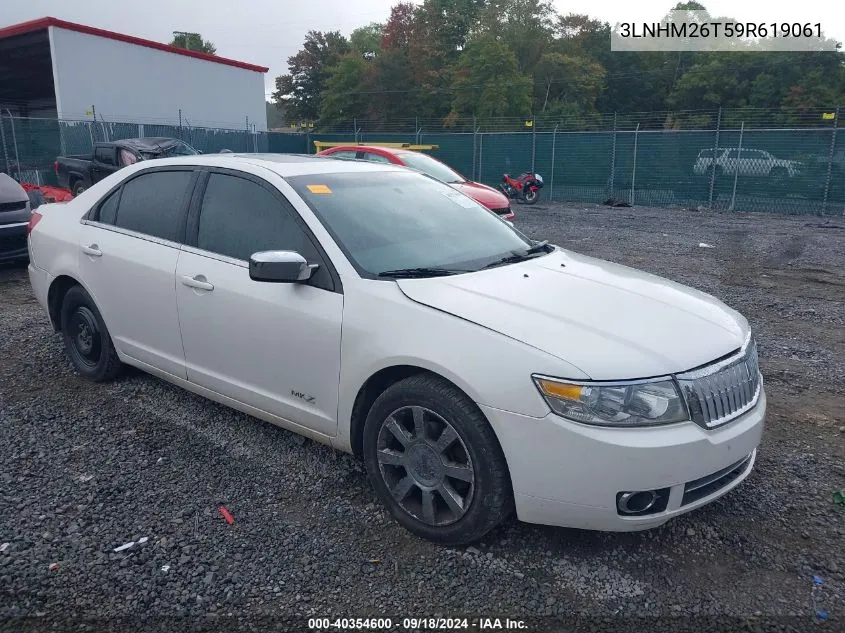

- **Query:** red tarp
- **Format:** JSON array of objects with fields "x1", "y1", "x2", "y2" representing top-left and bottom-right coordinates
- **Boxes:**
[{"x1": 20, "y1": 183, "x2": 74, "y2": 203}]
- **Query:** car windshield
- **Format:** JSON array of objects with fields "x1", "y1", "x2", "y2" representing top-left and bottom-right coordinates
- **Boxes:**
[
  {"x1": 395, "y1": 151, "x2": 466, "y2": 184},
  {"x1": 287, "y1": 171, "x2": 534, "y2": 277},
  {"x1": 139, "y1": 141, "x2": 200, "y2": 159}
]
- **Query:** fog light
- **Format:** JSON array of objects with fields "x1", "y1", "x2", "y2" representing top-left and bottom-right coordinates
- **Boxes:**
[{"x1": 617, "y1": 490, "x2": 659, "y2": 515}]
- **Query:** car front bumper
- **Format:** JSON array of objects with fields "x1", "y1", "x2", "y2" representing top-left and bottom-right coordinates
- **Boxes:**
[
  {"x1": 0, "y1": 221, "x2": 28, "y2": 262},
  {"x1": 480, "y1": 388, "x2": 765, "y2": 531}
]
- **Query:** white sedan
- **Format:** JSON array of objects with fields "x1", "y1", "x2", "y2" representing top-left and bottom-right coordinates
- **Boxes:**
[{"x1": 26, "y1": 154, "x2": 765, "y2": 545}]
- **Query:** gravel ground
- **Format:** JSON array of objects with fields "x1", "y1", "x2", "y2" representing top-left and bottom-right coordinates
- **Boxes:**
[{"x1": 1, "y1": 203, "x2": 844, "y2": 632}]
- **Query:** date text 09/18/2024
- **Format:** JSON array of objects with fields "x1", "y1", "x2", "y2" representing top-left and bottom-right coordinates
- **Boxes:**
[{"x1": 307, "y1": 618, "x2": 528, "y2": 630}]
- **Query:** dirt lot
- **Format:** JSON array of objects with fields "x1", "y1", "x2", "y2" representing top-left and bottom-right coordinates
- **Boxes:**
[{"x1": 1, "y1": 203, "x2": 843, "y2": 632}]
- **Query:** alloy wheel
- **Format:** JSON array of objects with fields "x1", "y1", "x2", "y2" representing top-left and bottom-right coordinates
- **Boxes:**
[{"x1": 376, "y1": 405, "x2": 475, "y2": 526}]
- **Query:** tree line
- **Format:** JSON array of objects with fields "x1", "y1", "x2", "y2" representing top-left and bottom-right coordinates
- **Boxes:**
[{"x1": 238, "y1": 1, "x2": 845, "y2": 129}]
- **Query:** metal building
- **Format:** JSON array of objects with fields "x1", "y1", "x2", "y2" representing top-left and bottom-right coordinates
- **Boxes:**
[{"x1": 0, "y1": 17, "x2": 269, "y2": 130}]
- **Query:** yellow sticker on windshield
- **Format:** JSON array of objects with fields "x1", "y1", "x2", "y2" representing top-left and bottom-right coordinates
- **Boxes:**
[{"x1": 307, "y1": 184, "x2": 332, "y2": 194}]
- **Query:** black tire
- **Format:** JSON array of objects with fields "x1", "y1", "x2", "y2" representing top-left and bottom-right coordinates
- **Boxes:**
[
  {"x1": 362, "y1": 374, "x2": 512, "y2": 545},
  {"x1": 71, "y1": 180, "x2": 87, "y2": 197},
  {"x1": 522, "y1": 188, "x2": 539, "y2": 204},
  {"x1": 60, "y1": 285, "x2": 123, "y2": 381}
]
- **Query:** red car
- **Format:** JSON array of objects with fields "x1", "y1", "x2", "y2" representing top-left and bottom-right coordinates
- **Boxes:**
[{"x1": 317, "y1": 145, "x2": 514, "y2": 221}]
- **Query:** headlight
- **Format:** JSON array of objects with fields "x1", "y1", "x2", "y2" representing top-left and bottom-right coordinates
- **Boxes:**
[{"x1": 532, "y1": 375, "x2": 689, "y2": 427}]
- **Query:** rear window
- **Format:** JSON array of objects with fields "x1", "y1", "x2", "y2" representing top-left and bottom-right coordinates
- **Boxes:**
[
  {"x1": 96, "y1": 190, "x2": 119, "y2": 224},
  {"x1": 113, "y1": 170, "x2": 193, "y2": 242},
  {"x1": 396, "y1": 151, "x2": 466, "y2": 184},
  {"x1": 94, "y1": 147, "x2": 116, "y2": 165},
  {"x1": 698, "y1": 150, "x2": 715, "y2": 158}
]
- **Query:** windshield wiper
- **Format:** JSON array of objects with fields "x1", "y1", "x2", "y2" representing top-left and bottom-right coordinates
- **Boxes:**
[
  {"x1": 482, "y1": 241, "x2": 554, "y2": 270},
  {"x1": 378, "y1": 267, "x2": 469, "y2": 279}
]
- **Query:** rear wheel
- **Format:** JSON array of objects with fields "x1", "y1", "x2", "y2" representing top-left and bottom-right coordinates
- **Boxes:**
[
  {"x1": 60, "y1": 285, "x2": 123, "y2": 381},
  {"x1": 71, "y1": 180, "x2": 87, "y2": 197},
  {"x1": 523, "y1": 188, "x2": 539, "y2": 204},
  {"x1": 363, "y1": 374, "x2": 512, "y2": 545}
]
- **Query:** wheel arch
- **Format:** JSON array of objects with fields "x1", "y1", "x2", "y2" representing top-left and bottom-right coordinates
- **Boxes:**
[
  {"x1": 68, "y1": 172, "x2": 85, "y2": 187},
  {"x1": 349, "y1": 364, "x2": 428, "y2": 458},
  {"x1": 48, "y1": 274, "x2": 82, "y2": 331},
  {"x1": 347, "y1": 363, "x2": 507, "y2": 468},
  {"x1": 47, "y1": 274, "x2": 103, "y2": 332}
]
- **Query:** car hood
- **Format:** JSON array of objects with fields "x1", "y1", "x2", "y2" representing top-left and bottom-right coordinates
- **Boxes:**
[
  {"x1": 396, "y1": 249, "x2": 749, "y2": 380},
  {"x1": 449, "y1": 181, "x2": 510, "y2": 210}
]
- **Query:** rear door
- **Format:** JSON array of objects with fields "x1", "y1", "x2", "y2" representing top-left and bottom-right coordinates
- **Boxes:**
[
  {"x1": 79, "y1": 167, "x2": 198, "y2": 378},
  {"x1": 174, "y1": 168, "x2": 343, "y2": 435},
  {"x1": 91, "y1": 146, "x2": 121, "y2": 183}
]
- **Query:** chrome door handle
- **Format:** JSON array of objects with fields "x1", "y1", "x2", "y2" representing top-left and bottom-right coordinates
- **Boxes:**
[
  {"x1": 81, "y1": 244, "x2": 102, "y2": 257},
  {"x1": 181, "y1": 275, "x2": 214, "y2": 291}
]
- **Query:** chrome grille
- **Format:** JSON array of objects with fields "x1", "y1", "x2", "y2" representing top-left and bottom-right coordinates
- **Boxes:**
[{"x1": 676, "y1": 337, "x2": 762, "y2": 429}]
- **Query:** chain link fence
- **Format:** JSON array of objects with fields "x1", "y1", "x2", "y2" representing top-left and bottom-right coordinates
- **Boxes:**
[
  {"x1": 1, "y1": 108, "x2": 842, "y2": 215},
  {"x1": 0, "y1": 116, "x2": 273, "y2": 186}
]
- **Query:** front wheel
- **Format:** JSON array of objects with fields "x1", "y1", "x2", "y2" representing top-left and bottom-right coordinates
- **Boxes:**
[
  {"x1": 60, "y1": 285, "x2": 123, "y2": 381},
  {"x1": 362, "y1": 374, "x2": 512, "y2": 545},
  {"x1": 522, "y1": 188, "x2": 539, "y2": 204}
]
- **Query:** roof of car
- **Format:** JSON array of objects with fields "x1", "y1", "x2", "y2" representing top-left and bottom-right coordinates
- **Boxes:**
[{"x1": 137, "y1": 153, "x2": 408, "y2": 177}]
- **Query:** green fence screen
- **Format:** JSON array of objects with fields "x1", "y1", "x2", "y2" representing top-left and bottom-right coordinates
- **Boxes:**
[{"x1": 1, "y1": 114, "x2": 842, "y2": 215}]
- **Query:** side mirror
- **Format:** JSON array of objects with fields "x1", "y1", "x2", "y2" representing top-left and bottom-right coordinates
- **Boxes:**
[{"x1": 249, "y1": 250, "x2": 318, "y2": 283}]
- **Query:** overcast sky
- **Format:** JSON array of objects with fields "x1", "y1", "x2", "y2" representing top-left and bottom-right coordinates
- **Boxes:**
[{"x1": 3, "y1": 0, "x2": 844, "y2": 98}]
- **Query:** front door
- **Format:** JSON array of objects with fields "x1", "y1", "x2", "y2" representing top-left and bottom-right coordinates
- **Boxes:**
[{"x1": 174, "y1": 170, "x2": 343, "y2": 436}]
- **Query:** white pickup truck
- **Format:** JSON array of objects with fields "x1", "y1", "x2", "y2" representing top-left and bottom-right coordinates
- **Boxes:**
[{"x1": 694, "y1": 147, "x2": 802, "y2": 178}]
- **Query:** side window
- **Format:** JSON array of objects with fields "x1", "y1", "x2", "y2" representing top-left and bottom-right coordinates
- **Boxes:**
[
  {"x1": 113, "y1": 170, "x2": 193, "y2": 242},
  {"x1": 726, "y1": 149, "x2": 739, "y2": 159},
  {"x1": 196, "y1": 173, "x2": 331, "y2": 288},
  {"x1": 96, "y1": 189, "x2": 119, "y2": 225},
  {"x1": 362, "y1": 152, "x2": 392, "y2": 164},
  {"x1": 94, "y1": 147, "x2": 116, "y2": 165},
  {"x1": 328, "y1": 150, "x2": 357, "y2": 160}
]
